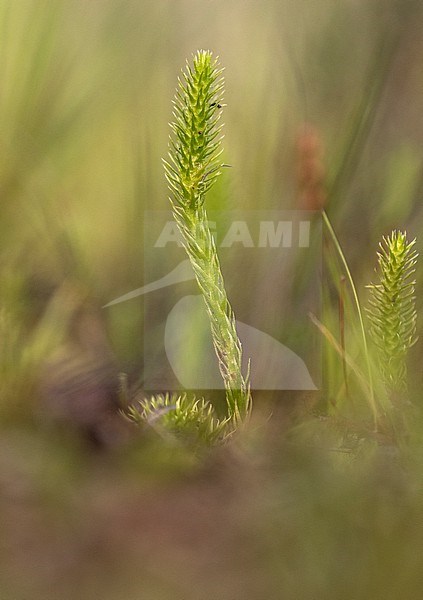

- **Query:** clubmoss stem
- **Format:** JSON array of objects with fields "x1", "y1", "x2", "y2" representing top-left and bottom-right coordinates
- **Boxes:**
[{"x1": 164, "y1": 50, "x2": 251, "y2": 422}]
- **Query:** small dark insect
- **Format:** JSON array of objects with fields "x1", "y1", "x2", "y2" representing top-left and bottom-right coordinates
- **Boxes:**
[
  {"x1": 198, "y1": 131, "x2": 203, "y2": 134},
  {"x1": 210, "y1": 102, "x2": 222, "y2": 109}
]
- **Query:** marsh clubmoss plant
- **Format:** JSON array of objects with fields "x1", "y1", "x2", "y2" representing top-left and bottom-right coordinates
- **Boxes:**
[
  {"x1": 163, "y1": 50, "x2": 251, "y2": 423},
  {"x1": 367, "y1": 231, "x2": 418, "y2": 398},
  {"x1": 126, "y1": 393, "x2": 229, "y2": 446}
]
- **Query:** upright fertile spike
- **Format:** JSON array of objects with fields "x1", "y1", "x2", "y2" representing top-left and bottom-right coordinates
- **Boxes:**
[
  {"x1": 164, "y1": 50, "x2": 251, "y2": 422},
  {"x1": 367, "y1": 230, "x2": 418, "y2": 397}
]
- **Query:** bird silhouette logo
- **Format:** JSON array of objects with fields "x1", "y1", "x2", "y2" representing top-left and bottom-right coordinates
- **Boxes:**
[{"x1": 104, "y1": 259, "x2": 317, "y2": 391}]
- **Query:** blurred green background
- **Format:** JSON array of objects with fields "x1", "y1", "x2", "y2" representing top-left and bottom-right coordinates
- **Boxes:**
[
  {"x1": 1, "y1": 0, "x2": 422, "y2": 379},
  {"x1": 1, "y1": 1, "x2": 423, "y2": 598}
]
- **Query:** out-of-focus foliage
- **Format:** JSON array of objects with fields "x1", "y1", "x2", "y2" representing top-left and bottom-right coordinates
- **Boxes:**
[
  {"x1": 1, "y1": 0, "x2": 422, "y2": 395},
  {"x1": 1, "y1": 0, "x2": 423, "y2": 598}
]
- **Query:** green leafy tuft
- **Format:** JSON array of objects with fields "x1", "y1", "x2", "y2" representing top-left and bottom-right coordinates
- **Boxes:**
[{"x1": 126, "y1": 393, "x2": 230, "y2": 446}]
